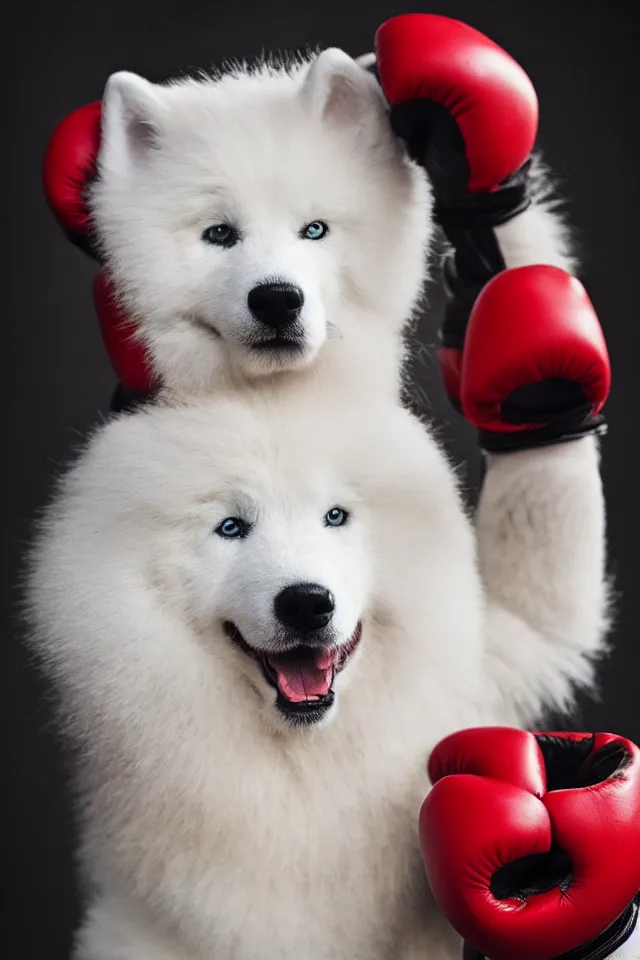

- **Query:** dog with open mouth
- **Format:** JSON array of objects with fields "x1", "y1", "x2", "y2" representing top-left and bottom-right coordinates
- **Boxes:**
[{"x1": 26, "y1": 368, "x2": 608, "y2": 958}]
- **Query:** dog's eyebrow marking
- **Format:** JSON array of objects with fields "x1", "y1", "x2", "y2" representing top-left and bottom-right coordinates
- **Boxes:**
[
  {"x1": 194, "y1": 488, "x2": 259, "y2": 521},
  {"x1": 176, "y1": 188, "x2": 241, "y2": 228},
  {"x1": 230, "y1": 491, "x2": 260, "y2": 522}
]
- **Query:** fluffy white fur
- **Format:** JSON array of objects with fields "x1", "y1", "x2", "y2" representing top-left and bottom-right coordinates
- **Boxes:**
[
  {"x1": 27, "y1": 388, "x2": 607, "y2": 960},
  {"x1": 28, "y1": 47, "x2": 609, "y2": 960}
]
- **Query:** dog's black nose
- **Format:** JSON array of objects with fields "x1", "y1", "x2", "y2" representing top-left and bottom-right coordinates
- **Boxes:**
[
  {"x1": 247, "y1": 282, "x2": 304, "y2": 330},
  {"x1": 274, "y1": 583, "x2": 335, "y2": 634}
]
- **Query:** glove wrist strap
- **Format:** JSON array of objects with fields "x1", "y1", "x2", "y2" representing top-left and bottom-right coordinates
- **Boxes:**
[
  {"x1": 478, "y1": 414, "x2": 607, "y2": 454},
  {"x1": 436, "y1": 159, "x2": 533, "y2": 234}
]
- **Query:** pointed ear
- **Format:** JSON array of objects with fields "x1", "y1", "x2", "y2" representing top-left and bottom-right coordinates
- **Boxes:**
[
  {"x1": 99, "y1": 71, "x2": 166, "y2": 176},
  {"x1": 303, "y1": 48, "x2": 386, "y2": 134}
]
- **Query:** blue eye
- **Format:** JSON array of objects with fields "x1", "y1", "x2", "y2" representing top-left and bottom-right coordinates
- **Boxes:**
[
  {"x1": 215, "y1": 517, "x2": 249, "y2": 539},
  {"x1": 202, "y1": 223, "x2": 239, "y2": 248},
  {"x1": 324, "y1": 506, "x2": 349, "y2": 527},
  {"x1": 301, "y1": 220, "x2": 329, "y2": 241}
]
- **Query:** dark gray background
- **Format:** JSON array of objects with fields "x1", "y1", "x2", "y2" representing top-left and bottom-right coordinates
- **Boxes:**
[{"x1": 4, "y1": 1, "x2": 638, "y2": 956}]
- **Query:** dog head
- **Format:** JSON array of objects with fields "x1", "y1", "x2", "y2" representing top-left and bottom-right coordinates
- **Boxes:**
[
  {"x1": 37, "y1": 397, "x2": 383, "y2": 732},
  {"x1": 30, "y1": 383, "x2": 481, "y2": 747},
  {"x1": 90, "y1": 50, "x2": 431, "y2": 393},
  {"x1": 177, "y1": 408, "x2": 371, "y2": 728}
]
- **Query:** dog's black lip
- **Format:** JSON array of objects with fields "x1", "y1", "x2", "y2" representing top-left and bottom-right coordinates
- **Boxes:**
[
  {"x1": 276, "y1": 689, "x2": 336, "y2": 725},
  {"x1": 192, "y1": 317, "x2": 303, "y2": 350},
  {"x1": 223, "y1": 621, "x2": 257, "y2": 658},
  {"x1": 260, "y1": 654, "x2": 280, "y2": 691},
  {"x1": 249, "y1": 337, "x2": 305, "y2": 351},
  {"x1": 222, "y1": 621, "x2": 281, "y2": 694}
]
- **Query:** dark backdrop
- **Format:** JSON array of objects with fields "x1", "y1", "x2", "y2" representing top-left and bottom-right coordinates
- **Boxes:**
[{"x1": 4, "y1": 1, "x2": 638, "y2": 956}]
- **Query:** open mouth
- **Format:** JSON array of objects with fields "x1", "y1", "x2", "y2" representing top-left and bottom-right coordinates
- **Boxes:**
[{"x1": 222, "y1": 621, "x2": 362, "y2": 724}]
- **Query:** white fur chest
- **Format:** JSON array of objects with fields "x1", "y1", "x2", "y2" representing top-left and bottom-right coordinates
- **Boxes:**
[{"x1": 78, "y1": 722, "x2": 463, "y2": 960}]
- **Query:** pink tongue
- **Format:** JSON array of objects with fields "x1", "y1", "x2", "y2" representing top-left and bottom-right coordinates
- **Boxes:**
[{"x1": 267, "y1": 649, "x2": 334, "y2": 703}]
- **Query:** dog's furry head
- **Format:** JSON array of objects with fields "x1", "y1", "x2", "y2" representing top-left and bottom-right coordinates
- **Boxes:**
[
  {"x1": 89, "y1": 51, "x2": 431, "y2": 394},
  {"x1": 27, "y1": 393, "x2": 479, "y2": 739}
]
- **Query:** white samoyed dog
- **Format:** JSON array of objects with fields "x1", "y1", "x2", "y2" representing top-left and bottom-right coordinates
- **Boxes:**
[{"x1": 26, "y1": 384, "x2": 607, "y2": 960}]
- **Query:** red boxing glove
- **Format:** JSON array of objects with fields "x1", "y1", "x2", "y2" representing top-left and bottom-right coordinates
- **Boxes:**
[
  {"x1": 93, "y1": 271, "x2": 156, "y2": 399},
  {"x1": 458, "y1": 264, "x2": 610, "y2": 451},
  {"x1": 421, "y1": 727, "x2": 640, "y2": 960},
  {"x1": 373, "y1": 14, "x2": 539, "y2": 412},
  {"x1": 374, "y1": 14, "x2": 537, "y2": 211},
  {"x1": 43, "y1": 101, "x2": 102, "y2": 256},
  {"x1": 44, "y1": 107, "x2": 155, "y2": 401}
]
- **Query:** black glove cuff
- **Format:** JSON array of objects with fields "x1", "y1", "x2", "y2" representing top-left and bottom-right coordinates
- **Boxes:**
[
  {"x1": 462, "y1": 894, "x2": 639, "y2": 960},
  {"x1": 439, "y1": 221, "x2": 510, "y2": 354},
  {"x1": 437, "y1": 161, "x2": 532, "y2": 354},
  {"x1": 436, "y1": 159, "x2": 532, "y2": 234},
  {"x1": 440, "y1": 235, "x2": 508, "y2": 355},
  {"x1": 440, "y1": 278, "x2": 483, "y2": 352},
  {"x1": 478, "y1": 414, "x2": 607, "y2": 455}
]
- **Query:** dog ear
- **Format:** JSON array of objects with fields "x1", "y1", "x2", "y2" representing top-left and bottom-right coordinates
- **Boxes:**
[
  {"x1": 303, "y1": 48, "x2": 387, "y2": 135},
  {"x1": 99, "y1": 72, "x2": 167, "y2": 177}
]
